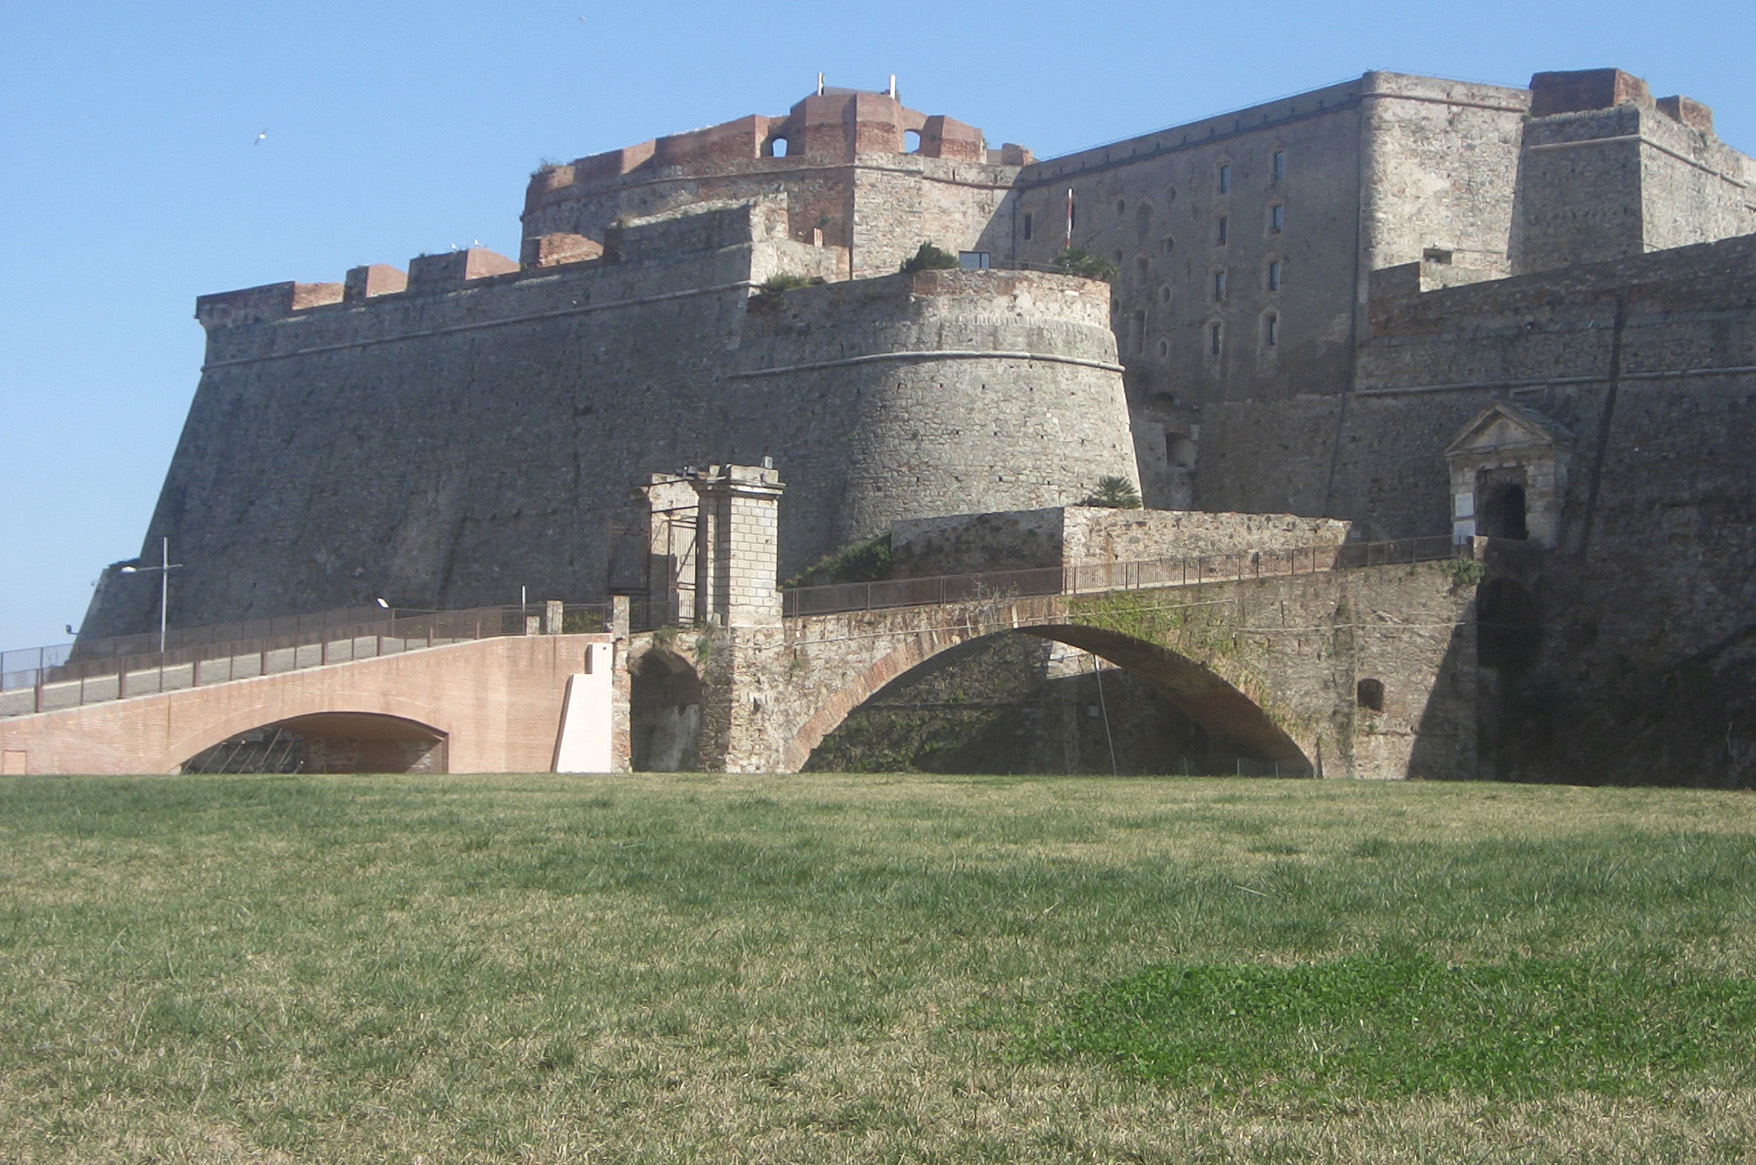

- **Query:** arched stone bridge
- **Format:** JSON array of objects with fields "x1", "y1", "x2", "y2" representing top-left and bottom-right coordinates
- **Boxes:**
[{"x1": 642, "y1": 558, "x2": 1480, "y2": 781}]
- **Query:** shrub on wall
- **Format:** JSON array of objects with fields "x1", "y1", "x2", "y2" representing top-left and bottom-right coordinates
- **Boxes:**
[
  {"x1": 900, "y1": 243, "x2": 961, "y2": 273},
  {"x1": 1053, "y1": 247, "x2": 1119, "y2": 281}
]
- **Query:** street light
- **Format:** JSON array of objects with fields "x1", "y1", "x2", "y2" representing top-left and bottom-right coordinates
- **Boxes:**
[{"x1": 119, "y1": 536, "x2": 183, "y2": 654}]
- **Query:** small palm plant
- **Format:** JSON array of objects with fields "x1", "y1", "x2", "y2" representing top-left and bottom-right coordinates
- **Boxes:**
[{"x1": 1083, "y1": 475, "x2": 1142, "y2": 509}]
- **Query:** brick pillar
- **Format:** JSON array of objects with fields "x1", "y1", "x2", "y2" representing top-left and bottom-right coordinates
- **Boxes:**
[{"x1": 690, "y1": 464, "x2": 784, "y2": 628}]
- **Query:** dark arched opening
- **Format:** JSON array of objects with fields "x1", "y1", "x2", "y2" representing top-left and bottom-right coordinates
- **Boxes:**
[
  {"x1": 631, "y1": 649, "x2": 702, "y2": 771},
  {"x1": 1477, "y1": 578, "x2": 1541, "y2": 672},
  {"x1": 181, "y1": 712, "x2": 447, "y2": 774},
  {"x1": 803, "y1": 627, "x2": 1310, "y2": 776},
  {"x1": 1480, "y1": 482, "x2": 1529, "y2": 540}
]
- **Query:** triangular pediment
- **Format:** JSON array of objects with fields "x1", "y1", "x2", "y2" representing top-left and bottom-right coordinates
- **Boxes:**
[{"x1": 1444, "y1": 401, "x2": 1574, "y2": 458}]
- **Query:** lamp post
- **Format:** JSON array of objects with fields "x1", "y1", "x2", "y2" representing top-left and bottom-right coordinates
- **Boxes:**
[{"x1": 119, "y1": 536, "x2": 183, "y2": 654}]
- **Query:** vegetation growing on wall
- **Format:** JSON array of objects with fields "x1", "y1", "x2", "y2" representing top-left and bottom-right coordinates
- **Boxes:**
[
  {"x1": 784, "y1": 532, "x2": 892, "y2": 587},
  {"x1": 900, "y1": 242, "x2": 960, "y2": 272},
  {"x1": 1052, "y1": 247, "x2": 1119, "y2": 281}
]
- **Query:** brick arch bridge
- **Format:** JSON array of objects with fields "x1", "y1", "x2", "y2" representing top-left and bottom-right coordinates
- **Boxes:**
[{"x1": 683, "y1": 561, "x2": 1480, "y2": 781}]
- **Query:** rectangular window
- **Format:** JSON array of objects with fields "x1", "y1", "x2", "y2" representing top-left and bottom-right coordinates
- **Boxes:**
[
  {"x1": 1215, "y1": 216, "x2": 1228, "y2": 245},
  {"x1": 1273, "y1": 151, "x2": 1285, "y2": 181},
  {"x1": 1267, "y1": 259, "x2": 1282, "y2": 291},
  {"x1": 1022, "y1": 213, "x2": 1033, "y2": 241},
  {"x1": 1217, "y1": 164, "x2": 1231, "y2": 194},
  {"x1": 958, "y1": 251, "x2": 991, "y2": 270},
  {"x1": 1213, "y1": 270, "x2": 1227, "y2": 301},
  {"x1": 1209, "y1": 322, "x2": 1223, "y2": 356},
  {"x1": 1266, "y1": 314, "x2": 1279, "y2": 347},
  {"x1": 1269, "y1": 205, "x2": 1283, "y2": 233}
]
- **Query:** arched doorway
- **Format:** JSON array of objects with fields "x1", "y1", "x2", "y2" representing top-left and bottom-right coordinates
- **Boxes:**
[
  {"x1": 1480, "y1": 481, "x2": 1529, "y2": 540},
  {"x1": 630, "y1": 649, "x2": 702, "y2": 771}
]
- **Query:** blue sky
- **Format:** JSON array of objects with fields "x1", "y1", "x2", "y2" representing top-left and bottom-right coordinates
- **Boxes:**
[{"x1": 2, "y1": 0, "x2": 1752, "y2": 650}]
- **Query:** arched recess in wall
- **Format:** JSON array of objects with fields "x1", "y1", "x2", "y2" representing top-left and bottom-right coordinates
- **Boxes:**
[
  {"x1": 904, "y1": 130, "x2": 922, "y2": 154},
  {"x1": 765, "y1": 135, "x2": 790, "y2": 158},
  {"x1": 796, "y1": 625, "x2": 1310, "y2": 776},
  {"x1": 180, "y1": 711, "x2": 448, "y2": 774},
  {"x1": 631, "y1": 648, "x2": 703, "y2": 771}
]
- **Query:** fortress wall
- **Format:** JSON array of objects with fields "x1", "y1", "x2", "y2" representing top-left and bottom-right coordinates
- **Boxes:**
[
  {"x1": 734, "y1": 269, "x2": 1135, "y2": 554},
  {"x1": 84, "y1": 213, "x2": 1137, "y2": 639},
  {"x1": 1637, "y1": 109, "x2": 1756, "y2": 252}
]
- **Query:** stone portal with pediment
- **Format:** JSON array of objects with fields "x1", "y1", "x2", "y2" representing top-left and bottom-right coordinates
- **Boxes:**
[{"x1": 1444, "y1": 402, "x2": 1574, "y2": 549}]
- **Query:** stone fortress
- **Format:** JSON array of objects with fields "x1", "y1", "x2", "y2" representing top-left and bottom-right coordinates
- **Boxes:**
[{"x1": 81, "y1": 68, "x2": 1756, "y2": 784}]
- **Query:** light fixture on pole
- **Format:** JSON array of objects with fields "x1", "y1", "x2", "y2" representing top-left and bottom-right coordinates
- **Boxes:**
[{"x1": 118, "y1": 536, "x2": 183, "y2": 654}]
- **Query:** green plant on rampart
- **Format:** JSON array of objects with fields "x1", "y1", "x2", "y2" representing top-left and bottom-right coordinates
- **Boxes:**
[
  {"x1": 785, "y1": 532, "x2": 892, "y2": 588},
  {"x1": 1080, "y1": 475, "x2": 1143, "y2": 509},
  {"x1": 759, "y1": 272, "x2": 816, "y2": 294},
  {"x1": 1052, "y1": 247, "x2": 1119, "y2": 281},
  {"x1": 900, "y1": 243, "x2": 960, "y2": 273},
  {"x1": 1449, "y1": 557, "x2": 1487, "y2": 591}
]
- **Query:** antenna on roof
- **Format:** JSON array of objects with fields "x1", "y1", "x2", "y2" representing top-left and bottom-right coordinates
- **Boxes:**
[
  {"x1": 817, "y1": 72, "x2": 824, "y2": 96},
  {"x1": 889, "y1": 74, "x2": 896, "y2": 100}
]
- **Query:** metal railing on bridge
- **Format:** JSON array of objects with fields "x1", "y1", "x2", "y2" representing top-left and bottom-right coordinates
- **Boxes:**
[
  {"x1": 1, "y1": 602, "x2": 613, "y2": 719},
  {"x1": 780, "y1": 534, "x2": 1462, "y2": 619}
]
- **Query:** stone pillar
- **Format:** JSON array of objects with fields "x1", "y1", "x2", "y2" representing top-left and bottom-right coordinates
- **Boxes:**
[
  {"x1": 610, "y1": 595, "x2": 632, "y2": 772},
  {"x1": 543, "y1": 599, "x2": 565, "y2": 634},
  {"x1": 689, "y1": 464, "x2": 785, "y2": 628}
]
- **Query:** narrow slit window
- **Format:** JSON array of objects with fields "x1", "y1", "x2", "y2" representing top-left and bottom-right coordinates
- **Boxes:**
[
  {"x1": 1023, "y1": 212, "x2": 1033, "y2": 240},
  {"x1": 1267, "y1": 259, "x2": 1282, "y2": 291},
  {"x1": 1265, "y1": 313, "x2": 1279, "y2": 347},
  {"x1": 1209, "y1": 321, "x2": 1223, "y2": 355},
  {"x1": 1213, "y1": 269, "x2": 1227, "y2": 301},
  {"x1": 1269, "y1": 204, "x2": 1283, "y2": 233},
  {"x1": 1217, "y1": 164, "x2": 1231, "y2": 194},
  {"x1": 1272, "y1": 150, "x2": 1285, "y2": 181},
  {"x1": 1215, "y1": 215, "x2": 1228, "y2": 245}
]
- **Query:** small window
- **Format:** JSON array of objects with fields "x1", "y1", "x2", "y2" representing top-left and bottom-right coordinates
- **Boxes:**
[
  {"x1": 904, "y1": 130, "x2": 922, "y2": 153},
  {"x1": 1213, "y1": 269, "x2": 1227, "y2": 301},
  {"x1": 1022, "y1": 212, "x2": 1033, "y2": 241},
  {"x1": 1112, "y1": 249, "x2": 1124, "y2": 264},
  {"x1": 1265, "y1": 313, "x2": 1279, "y2": 347},
  {"x1": 1157, "y1": 338, "x2": 1170, "y2": 358},
  {"x1": 1158, "y1": 284, "x2": 1172, "y2": 305},
  {"x1": 1272, "y1": 150, "x2": 1285, "y2": 181},
  {"x1": 1217, "y1": 164, "x2": 1231, "y2": 194},
  {"x1": 770, "y1": 137, "x2": 789, "y2": 157},
  {"x1": 1116, "y1": 198, "x2": 1127, "y2": 219},
  {"x1": 1267, "y1": 259, "x2": 1282, "y2": 291},
  {"x1": 1162, "y1": 235, "x2": 1175, "y2": 255},
  {"x1": 958, "y1": 251, "x2": 991, "y2": 270},
  {"x1": 1269, "y1": 204, "x2": 1283, "y2": 233},
  {"x1": 1209, "y1": 321, "x2": 1223, "y2": 355},
  {"x1": 1357, "y1": 678, "x2": 1385, "y2": 711},
  {"x1": 1215, "y1": 216, "x2": 1228, "y2": 245},
  {"x1": 1165, "y1": 185, "x2": 1178, "y2": 205}
]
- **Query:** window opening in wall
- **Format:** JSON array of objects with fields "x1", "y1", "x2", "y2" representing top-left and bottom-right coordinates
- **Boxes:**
[
  {"x1": 1116, "y1": 199, "x2": 1127, "y2": 219},
  {"x1": 1162, "y1": 235, "x2": 1176, "y2": 255},
  {"x1": 1157, "y1": 338, "x2": 1170, "y2": 358},
  {"x1": 1215, "y1": 216, "x2": 1228, "y2": 245},
  {"x1": 770, "y1": 137, "x2": 789, "y2": 157},
  {"x1": 904, "y1": 130, "x2": 922, "y2": 154},
  {"x1": 1356, "y1": 678, "x2": 1384, "y2": 711},
  {"x1": 1023, "y1": 212, "x2": 1033, "y2": 241},
  {"x1": 1135, "y1": 202, "x2": 1153, "y2": 244},
  {"x1": 1269, "y1": 204, "x2": 1283, "y2": 233},
  {"x1": 1166, "y1": 431, "x2": 1195, "y2": 468},
  {"x1": 1424, "y1": 247, "x2": 1454, "y2": 264},
  {"x1": 958, "y1": 251, "x2": 991, "y2": 270},
  {"x1": 1135, "y1": 256, "x2": 1150, "y2": 288},
  {"x1": 1217, "y1": 164, "x2": 1231, "y2": 194},
  {"x1": 1165, "y1": 186, "x2": 1178, "y2": 205},
  {"x1": 1158, "y1": 284, "x2": 1172, "y2": 305},
  {"x1": 1113, "y1": 249, "x2": 1125, "y2": 264},
  {"x1": 1209, "y1": 321, "x2": 1223, "y2": 355},
  {"x1": 1267, "y1": 259, "x2": 1282, "y2": 290},
  {"x1": 1213, "y1": 269, "x2": 1227, "y2": 301},
  {"x1": 1273, "y1": 150, "x2": 1285, "y2": 181},
  {"x1": 1265, "y1": 313, "x2": 1279, "y2": 347}
]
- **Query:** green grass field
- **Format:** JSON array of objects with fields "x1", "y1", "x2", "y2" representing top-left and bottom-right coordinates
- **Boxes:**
[{"x1": 1, "y1": 773, "x2": 1753, "y2": 1163}]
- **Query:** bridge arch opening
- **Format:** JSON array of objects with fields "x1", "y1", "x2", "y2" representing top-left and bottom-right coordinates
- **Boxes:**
[
  {"x1": 631, "y1": 648, "x2": 702, "y2": 771},
  {"x1": 798, "y1": 626, "x2": 1311, "y2": 776},
  {"x1": 181, "y1": 712, "x2": 447, "y2": 774}
]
